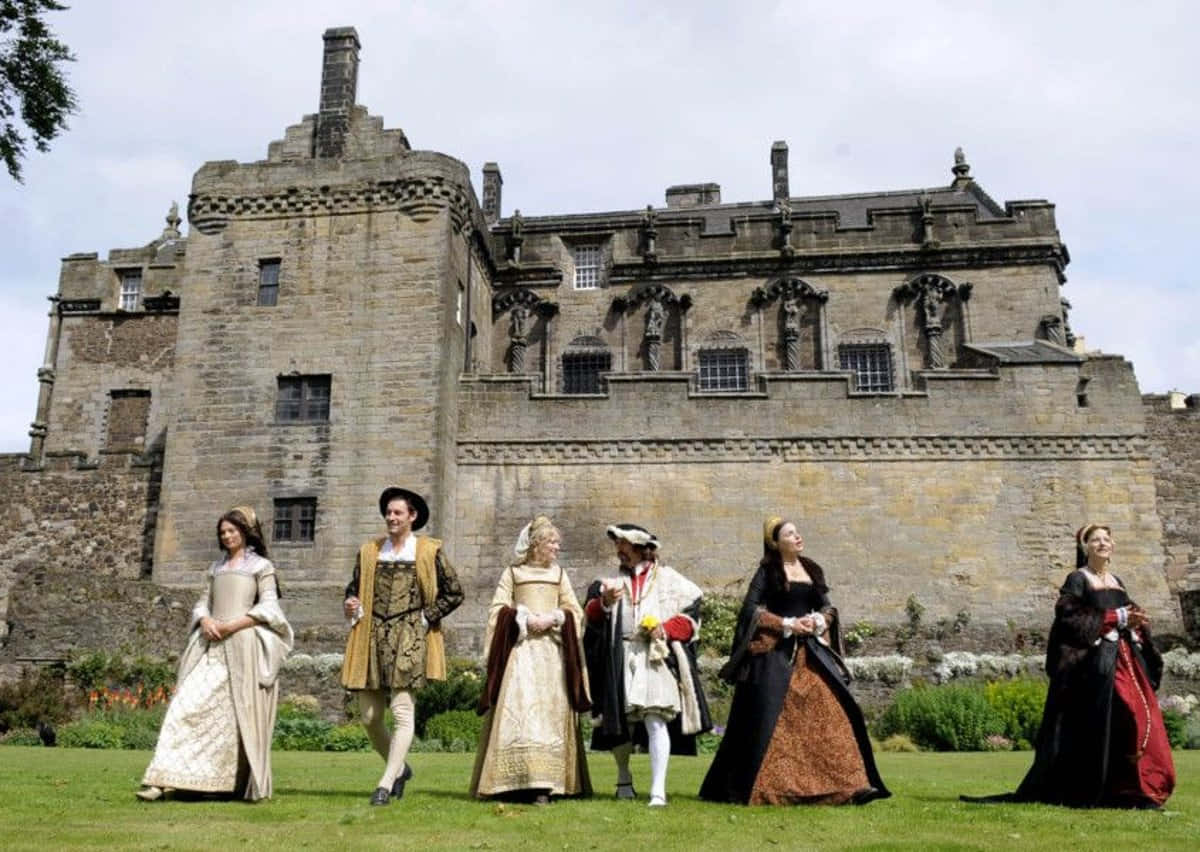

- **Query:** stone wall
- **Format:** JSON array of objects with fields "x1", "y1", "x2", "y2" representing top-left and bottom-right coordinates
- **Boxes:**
[
  {"x1": 451, "y1": 354, "x2": 1180, "y2": 649},
  {"x1": 1144, "y1": 392, "x2": 1200, "y2": 640},
  {"x1": 0, "y1": 451, "x2": 164, "y2": 651}
]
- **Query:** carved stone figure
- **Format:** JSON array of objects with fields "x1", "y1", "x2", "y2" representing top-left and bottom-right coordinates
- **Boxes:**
[
  {"x1": 508, "y1": 209, "x2": 525, "y2": 264},
  {"x1": 919, "y1": 192, "x2": 936, "y2": 248},
  {"x1": 921, "y1": 289, "x2": 946, "y2": 369},
  {"x1": 641, "y1": 204, "x2": 658, "y2": 260},
  {"x1": 1040, "y1": 314, "x2": 1066, "y2": 347},
  {"x1": 777, "y1": 198, "x2": 793, "y2": 255},
  {"x1": 782, "y1": 296, "x2": 803, "y2": 371},
  {"x1": 644, "y1": 299, "x2": 666, "y2": 371},
  {"x1": 508, "y1": 305, "x2": 530, "y2": 372}
]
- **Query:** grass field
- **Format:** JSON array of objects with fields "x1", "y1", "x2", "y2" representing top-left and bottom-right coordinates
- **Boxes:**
[{"x1": 0, "y1": 747, "x2": 1195, "y2": 851}]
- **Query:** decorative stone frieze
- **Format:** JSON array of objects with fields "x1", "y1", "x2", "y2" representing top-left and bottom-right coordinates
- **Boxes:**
[{"x1": 458, "y1": 434, "x2": 1146, "y2": 465}]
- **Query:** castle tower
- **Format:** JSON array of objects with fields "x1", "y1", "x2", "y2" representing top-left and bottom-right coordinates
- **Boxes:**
[{"x1": 153, "y1": 29, "x2": 494, "y2": 632}]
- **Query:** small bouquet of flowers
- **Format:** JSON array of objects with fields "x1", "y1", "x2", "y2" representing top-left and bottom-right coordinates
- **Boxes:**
[{"x1": 640, "y1": 614, "x2": 668, "y2": 662}]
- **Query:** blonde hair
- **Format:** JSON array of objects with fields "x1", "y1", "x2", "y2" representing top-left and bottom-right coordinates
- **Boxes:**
[{"x1": 514, "y1": 515, "x2": 560, "y2": 565}]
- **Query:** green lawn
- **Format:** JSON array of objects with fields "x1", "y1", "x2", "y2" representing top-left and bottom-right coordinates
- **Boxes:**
[{"x1": 0, "y1": 748, "x2": 1195, "y2": 850}]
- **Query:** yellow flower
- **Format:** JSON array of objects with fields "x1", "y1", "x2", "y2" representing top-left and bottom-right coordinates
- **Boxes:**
[{"x1": 640, "y1": 614, "x2": 659, "y2": 632}]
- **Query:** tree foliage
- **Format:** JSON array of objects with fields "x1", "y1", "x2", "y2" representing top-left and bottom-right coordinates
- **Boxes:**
[{"x1": 0, "y1": 0, "x2": 76, "y2": 182}]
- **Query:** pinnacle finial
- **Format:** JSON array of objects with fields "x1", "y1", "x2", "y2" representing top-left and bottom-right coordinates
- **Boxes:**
[
  {"x1": 163, "y1": 201, "x2": 182, "y2": 238},
  {"x1": 952, "y1": 147, "x2": 971, "y2": 181}
]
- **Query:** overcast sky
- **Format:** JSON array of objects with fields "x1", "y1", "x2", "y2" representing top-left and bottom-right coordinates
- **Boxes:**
[{"x1": 2, "y1": 1, "x2": 1197, "y2": 453}]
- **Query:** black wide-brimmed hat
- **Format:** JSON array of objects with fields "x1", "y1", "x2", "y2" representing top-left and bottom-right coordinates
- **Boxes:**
[
  {"x1": 606, "y1": 523, "x2": 659, "y2": 550},
  {"x1": 378, "y1": 487, "x2": 430, "y2": 530}
]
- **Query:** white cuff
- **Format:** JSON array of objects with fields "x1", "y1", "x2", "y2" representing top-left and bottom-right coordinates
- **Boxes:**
[
  {"x1": 515, "y1": 604, "x2": 530, "y2": 641},
  {"x1": 810, "y1": 612, "x2": 827, "y2": 635},
  {"x1": 781, "y1": 616, "x2": 795, "y2": 638},
  {"x1": 552, "y1": 609, "x2": 566, "y2": 628},
  {"x1": 1116, "y1": 607, "x2": 1128, "y2": 629}
]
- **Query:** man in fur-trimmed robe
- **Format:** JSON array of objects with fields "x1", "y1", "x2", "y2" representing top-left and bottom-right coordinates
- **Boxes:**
[{"x1": 584, "y1": 523, "x2": 712, "y2": 807}]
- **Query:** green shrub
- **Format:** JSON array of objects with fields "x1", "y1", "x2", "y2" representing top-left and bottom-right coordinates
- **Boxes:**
[
  {"x1": 278, "y1": 695, "x2": 322, "y2": 721},
  {"x1": 878, "y1": 733, "x2": 920, "y2": 753},
  {"x1": 1162, "y1": 710, "x2": 1187, "y2": 750},
  {"x1": 698, "y1": 594, "x2": 740, "y2": 658},
  {"x1": 875, "y1": 685, "x2": 1004, "y2": 751},
  {"x1": 983, "y1": 678, "x2": 1046, "y2": 748},
  {"x1": 424, "y1": 709, "x2": 483, "y2": 751},
  {"x1": 59, "y1": 720, "x2": 126, "y2": 749},
  {"x1": 0, "y1": 668, "x2": 72, "y2": 730},
  {"x1": 1184, "y1": 714, "x2": 1200, "y2": 749},
  {"x1": 67, "y1": 649, "x2": 176, "y2": 694},
  {"x1": 273, "y1": 716, "x2": 334, "y2": 751},
  {"x1": 323, "y1": 724, "x2": 371, "y2": 752},
  {"x1": 415, "y1": 660, "x2": 483, "y2": 736},
  {"x1": 0, "y1": 728, "x2": 44, "y2": 746}
]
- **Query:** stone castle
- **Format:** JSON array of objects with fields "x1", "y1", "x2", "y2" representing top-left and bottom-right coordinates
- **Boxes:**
[{"x1": 3, "y1": 27, "x2": 1198, "y2": 667}]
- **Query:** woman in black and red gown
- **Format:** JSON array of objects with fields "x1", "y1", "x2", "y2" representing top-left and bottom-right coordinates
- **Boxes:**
[
  {"x1": 699, "y1": 516, "x2": 888, "y2": 805},
  {"x1": 964, "y1": 523, "x2": 1175, "y2": 809}
]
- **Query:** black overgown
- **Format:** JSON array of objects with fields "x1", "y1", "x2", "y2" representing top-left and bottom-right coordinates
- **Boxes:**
[
  {"x1": 1012, "y1": 573, "x2": 1164, "y2": 806},
  {"x1": 699, "y1": 562, "x2": 888, "y2": 803}
]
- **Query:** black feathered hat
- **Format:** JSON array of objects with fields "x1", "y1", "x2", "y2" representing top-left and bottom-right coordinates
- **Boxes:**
[{"x1": 378, "y1": 487, "x2": 430, "y2": 531}]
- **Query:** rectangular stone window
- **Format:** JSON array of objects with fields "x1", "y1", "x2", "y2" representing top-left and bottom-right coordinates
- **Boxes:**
[
  {"x1": 561, "y1": 351, "x2": 610, "y2": 394},
  {"x1": 273, "y1": 497, "x2": 317, "y2": 543},
  {"x1": 257, "y1": 259, "x2": 281, "y2": 306},
  {"x1": 698, "y1": 348, "x2": 749, "y2": 392},
  {"x1": 839, "y1": 343, "x2": 894, "y2": 392},
  {"x1": 106, "y1": 389, "x2": 151, "y2": 449},
  {"x1": 456, "y1": 280, "x2": 464, "y2": 326},
  {"x1": 275, "y1": 375, "x2": 331, "y2": 422},
  {"x1": 573, "y1": 245, "x2": 601, "y2": 290},
  {"x1": 118, "y1": 269, "x2": 142, "y2": 311}
]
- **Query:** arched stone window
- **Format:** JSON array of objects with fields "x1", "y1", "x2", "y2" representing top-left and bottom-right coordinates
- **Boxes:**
[{"x1": 560, "y1": 335, "x2": 611, "y2": 394}]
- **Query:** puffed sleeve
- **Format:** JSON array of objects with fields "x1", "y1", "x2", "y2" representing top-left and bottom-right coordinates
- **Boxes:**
[{"x1": 424, "y1": 548, "x2": 464, "y2": 624}]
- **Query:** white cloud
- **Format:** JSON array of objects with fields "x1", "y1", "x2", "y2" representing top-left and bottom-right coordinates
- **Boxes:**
[{"x1": 2, "y1": 0, "x2": 1199, "y2": 451}]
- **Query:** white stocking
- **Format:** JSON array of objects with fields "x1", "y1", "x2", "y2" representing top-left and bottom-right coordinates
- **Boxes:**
[
  {"x1": 379, "y1": 690, "x2": 415, "y2": 790},
  {"x1": 645, "y1": 713, "x2": 670, "y2": 801}
]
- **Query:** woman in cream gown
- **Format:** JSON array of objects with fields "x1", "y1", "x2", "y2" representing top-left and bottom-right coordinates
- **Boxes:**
[
  {"x1": 470, "y1": 516, "x2": 592, "y2": 802},
  {"x1": 137, "y1": 506, "x2": 293, "y2": 801}
]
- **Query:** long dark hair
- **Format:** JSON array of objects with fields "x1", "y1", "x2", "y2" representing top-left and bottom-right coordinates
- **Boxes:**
[
  {"x1": 216, "y1": 509, "x2": 268, "y2": 559},
  {"x1": 760, "y1": 519, "x2": 828, "y2": 595}
]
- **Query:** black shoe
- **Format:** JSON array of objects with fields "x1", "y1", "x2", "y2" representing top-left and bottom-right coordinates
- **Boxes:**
[
  {"x1": 391, "y1": 764, "x2": 414, "y2": 799},
  {"x1": 370, "y1": 786, "x2": 391, "y2": 806}
]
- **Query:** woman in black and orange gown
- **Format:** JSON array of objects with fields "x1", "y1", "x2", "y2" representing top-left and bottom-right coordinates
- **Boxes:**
[
  {"x1": 699, "y1": 516, "x2": 888, "y2": 805},
  {"x1": 964, "y1": 523, "x2": 1175, "y2": 809}
]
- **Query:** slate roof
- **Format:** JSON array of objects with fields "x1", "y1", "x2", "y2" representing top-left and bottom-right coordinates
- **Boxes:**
[{"x1": 963, "y1": 340, "x2": 1083, "y2": 364}]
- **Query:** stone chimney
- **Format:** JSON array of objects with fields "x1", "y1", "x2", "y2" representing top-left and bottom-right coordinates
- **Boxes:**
[
  {"x1": 316, "y1": 27, "x2": 361, "y2": 159},
  {"x1": 665, "y1": 183, "x2": 721, "y2": 208},
  {"x1": 482, "y1": 162, "x2": 503, "y2": 224},
  {"x1": 771, "y1": 140, "x2": 789, "y2": 203}
]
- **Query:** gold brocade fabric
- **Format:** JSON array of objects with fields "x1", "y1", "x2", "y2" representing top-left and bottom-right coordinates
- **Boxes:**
[
  {"x1": 749, "y1": 646, "x2": 869, "y2": 805},
  {"x1": 471, "y1": 564, "x2": 591, "y2": 797},
  {"x1": 367, "y1": 560, "x2": 427, "y2": 691}
]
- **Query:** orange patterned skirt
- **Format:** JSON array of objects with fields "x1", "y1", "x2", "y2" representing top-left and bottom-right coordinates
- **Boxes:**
[{"x1": 748, "y1": 646, "x2": 870, "y2": 805}]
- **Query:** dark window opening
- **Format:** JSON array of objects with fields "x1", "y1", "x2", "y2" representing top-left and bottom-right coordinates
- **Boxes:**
[
  {"x1": 273, "y1": 497, "x2": 317, "y2": 542},
  {"x1": 839, "y1": 343, "x2": 894, "y2": 392},
  {"x1": 258, "y1": 260, "x2": 281, "y2": 306},
  {"x1": 697, "y1": 348, "x2": 749, "y2": 392},
  {"x1": 561, "y1": 351, "x2": 610, "y2": 394},
  {"x1": 276, "y1": 375, "x2": 331, "y2": 422}
]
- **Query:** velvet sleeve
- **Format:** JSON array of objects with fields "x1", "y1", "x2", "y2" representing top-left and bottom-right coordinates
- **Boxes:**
[
  {"x1": 425, "y1": 548, "x2": 464, "y2": 624},
  {"x1": 344, "y1": 552, "x2": 361, "y2": 601}
]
